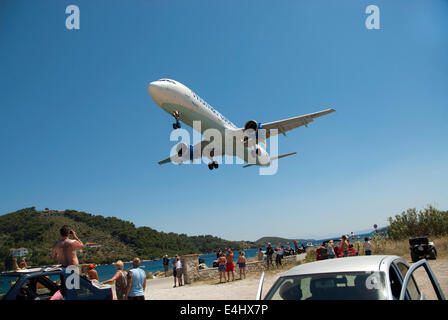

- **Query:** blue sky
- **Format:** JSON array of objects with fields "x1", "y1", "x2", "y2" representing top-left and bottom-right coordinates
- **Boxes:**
[{"x1": 1, "y1": 0, "x2": 447, "y2": 241}]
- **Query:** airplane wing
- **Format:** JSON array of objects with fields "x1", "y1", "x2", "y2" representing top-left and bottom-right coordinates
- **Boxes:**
[
  {"x1": 158, "y1": 139, "x2": 223, "y2": 165},
  {"x1": 261, "y1": 108, "x2": 335, "y2": 139}
]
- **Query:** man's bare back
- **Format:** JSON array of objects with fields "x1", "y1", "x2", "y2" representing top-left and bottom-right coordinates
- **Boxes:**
[
  {"x1": 52, "y1": 227, "x2": 84, "y2": 267},
  {"x1": 52, "y1": 239, "x2": 82, "y2": 266}
]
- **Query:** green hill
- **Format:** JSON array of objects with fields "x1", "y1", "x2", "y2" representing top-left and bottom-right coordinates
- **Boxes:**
[
  {"x1": 0, "y1": 207, "x2": 254, "y2": 271},
  {"x1": 254, "y1": 237, "x2": 315, "y2": 247}
]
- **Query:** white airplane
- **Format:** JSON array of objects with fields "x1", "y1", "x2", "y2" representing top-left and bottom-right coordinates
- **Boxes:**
[{"x1": 148, "y1": 78, "x2": 335, "y2": 170}]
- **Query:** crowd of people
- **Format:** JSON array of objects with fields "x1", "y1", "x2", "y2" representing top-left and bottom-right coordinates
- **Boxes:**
[
  {"x1": 10, "y1": 225, "x2": 375, "y2": 300},
  {"x1": 321, "y1": 235, "x2": 373, "y2": 259},
  {"x1": 263, "y1": 240, "x2": 306, "y2": 270},
  {"x1": 215, "y1": 248, "x2": 248, "y2": 283}
]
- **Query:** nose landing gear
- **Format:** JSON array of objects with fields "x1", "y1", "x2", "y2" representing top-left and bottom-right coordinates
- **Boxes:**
[{"x1": 172, "y1": 111, "x2": 181, "y2": 129}]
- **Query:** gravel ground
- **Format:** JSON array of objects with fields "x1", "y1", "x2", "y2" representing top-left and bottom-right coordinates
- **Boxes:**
[
  {"x1": 410, "y1": 257, "x2": 448, "y2": 299},
  {"x1": 138, "y1": 257, "x2": 447, "y2": 300}
]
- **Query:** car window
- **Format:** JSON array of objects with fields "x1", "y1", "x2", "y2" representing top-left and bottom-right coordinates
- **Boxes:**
[
  {"x1": 405, "y1": 263, "x2": 442, "y2": 300},
  {"x1": 389, "y1": 265, "x2": 402, "y2": 299},
  {"x1": 265, "y1": 272, "x2": 387, "y2": 300},
  {"x1": 36, "y1": 278, "x2": 52, "y2": 295},
  {"x1": 34, "y1": 275, "x2": 59, "y2": 299},
  {"x1": 0, "y1": 275, "x2": 19, "y2": 300},
  {"x1": 395, "y1": 262, "x2": 420, "y2": 300},
  {"x1": 16, "y1": 279, "x2": 37, "y2": 300}
]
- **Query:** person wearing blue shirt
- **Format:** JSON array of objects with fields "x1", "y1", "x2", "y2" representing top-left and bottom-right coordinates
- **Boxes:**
[{"x1": 125, "y1": 258, "x2": 146, "y2": 300}]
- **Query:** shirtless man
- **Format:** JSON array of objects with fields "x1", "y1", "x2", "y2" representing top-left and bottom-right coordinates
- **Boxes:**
[{"x1": 52, "y1": 226, "x2": 84, "y2": 267}]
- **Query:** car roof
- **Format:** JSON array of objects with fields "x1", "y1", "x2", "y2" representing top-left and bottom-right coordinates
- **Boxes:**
[
  {"x1": 0, "y1": 266, "x2": 63, "y2": 277},
  {"x1": 281, "y1": 255, "x2": 403, "y2": 277}
]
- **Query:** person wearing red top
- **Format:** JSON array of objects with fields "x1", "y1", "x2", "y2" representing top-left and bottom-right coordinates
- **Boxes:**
[
  {"x1": 341, "y1": 235, "x2": 349, "y2": 257},
  {"x1": 225, "y1": 248, "x2": 235, "y2": 282},
  {"x1": 87, "y1": 264, "x2": 99, "y2": 281}
]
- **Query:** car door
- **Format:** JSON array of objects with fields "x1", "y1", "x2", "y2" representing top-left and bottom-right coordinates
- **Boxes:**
[
  {"x1": 399, "y1": 259, "x2": 446, "y2": 300},
  {"x1": 64, "y1": 275, "x2": 97, "y2": 300},
  {"x1": 394, "y1": 260, "x2": 421, "y2": 300}
]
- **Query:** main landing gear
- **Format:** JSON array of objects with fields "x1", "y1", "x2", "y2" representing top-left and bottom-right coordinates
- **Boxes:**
[
  {"x1": 208, "y1": 161, "x2": 219, "y2": 170},
  {"x1": 208, "y1": 148, "x2": 219, "y2": 170},
  {"x1": 172, "y1": 111, "x2": 181, "y2": 129}
]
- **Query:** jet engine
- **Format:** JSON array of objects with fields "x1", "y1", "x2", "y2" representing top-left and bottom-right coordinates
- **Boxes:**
[
  {"x1": 244, "y1": 120, "x2": 259, "y2": 132},
  {"x1": 243, "y1": 120, "x2": 266, "y2": 144},
  {"x1": 174, "y1": 142, "x2": 194, "y2": 163}
]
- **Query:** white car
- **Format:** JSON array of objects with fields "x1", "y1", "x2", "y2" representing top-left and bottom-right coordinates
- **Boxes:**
[{"x1": 257, "y1": 255, "x2": 445, "y2": 300}]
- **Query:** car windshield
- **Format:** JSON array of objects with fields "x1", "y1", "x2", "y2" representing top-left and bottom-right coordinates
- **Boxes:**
[
  {"x1": 0, "y1": 275, "x2": 20, "y2": 299},
  {"x1": 265, "y1": 271, "x2": 388, "y2": 300}
]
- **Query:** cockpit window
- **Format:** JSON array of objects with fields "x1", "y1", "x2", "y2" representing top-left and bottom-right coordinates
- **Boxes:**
[{"x1": 159, "y1": 79, "x2": 176, "y2": 84}]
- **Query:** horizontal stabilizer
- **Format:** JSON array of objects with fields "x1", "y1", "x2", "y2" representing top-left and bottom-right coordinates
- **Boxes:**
[
  {"x1": 270, "y1": 152, "x2": 297, "y2": 161},
  {"x1": 243, "y1": 152, "x2": 297, "y2": 168},
  {"x1": 158, "y1": 157, "x2": 172, "y2": 166}
]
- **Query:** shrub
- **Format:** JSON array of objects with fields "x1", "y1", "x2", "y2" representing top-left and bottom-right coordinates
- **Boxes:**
[
  {"x1": 387, "y1": 206, "x2": 448, "y2": 240},
  {"x1": 304, "y1": 249, "x2": 316, "y2": 263}
]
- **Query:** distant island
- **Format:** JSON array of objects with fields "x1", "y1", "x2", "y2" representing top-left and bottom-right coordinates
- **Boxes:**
[{"x1": 253, "y1": 237, "x2": 315, "y2": 248}]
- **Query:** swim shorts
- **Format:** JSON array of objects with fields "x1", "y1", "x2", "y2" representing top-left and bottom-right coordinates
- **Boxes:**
[
  {"x1": 218, "y1": 265, "x2": 226, "y2": 272},
  {"x1": 226, "y1": 262, "x2": 234, "y2": 272}
]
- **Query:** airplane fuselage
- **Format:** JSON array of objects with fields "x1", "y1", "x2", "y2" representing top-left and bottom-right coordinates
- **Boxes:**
[{"x1": 148, "y1": 78, "x2": 270, "y2": 165}]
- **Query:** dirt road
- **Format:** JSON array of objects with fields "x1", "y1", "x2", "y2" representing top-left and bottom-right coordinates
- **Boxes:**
[{"x1": 141, "y1": 257, "x2": 447, "y2": 300}]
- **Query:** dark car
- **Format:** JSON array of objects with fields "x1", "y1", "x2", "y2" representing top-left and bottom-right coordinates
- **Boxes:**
[
  {"x1": 0, "y1": 267, "x2": 113, "y2": 300},
  {"x1": 409, "y1": 236, "x2": 437, "y2": 262}
]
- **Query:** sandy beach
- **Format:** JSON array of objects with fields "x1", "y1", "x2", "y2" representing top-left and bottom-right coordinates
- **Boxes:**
[{"x1": 133, "y1": 257, "x2": 448, "y2": 300}]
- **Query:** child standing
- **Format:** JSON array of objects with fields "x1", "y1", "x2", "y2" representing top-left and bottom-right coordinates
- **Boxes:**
[
  {"x1": 218, "y1": 253, "x2": 227, "y2": 283},
  {"x1": 237, "y1": 251, "x2": 247, "y2": 280}
]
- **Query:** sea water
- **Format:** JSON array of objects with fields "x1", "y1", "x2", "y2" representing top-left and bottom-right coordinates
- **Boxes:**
[{"x1": 94, "y1": 248, "x2": 261, "y2": 282}]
